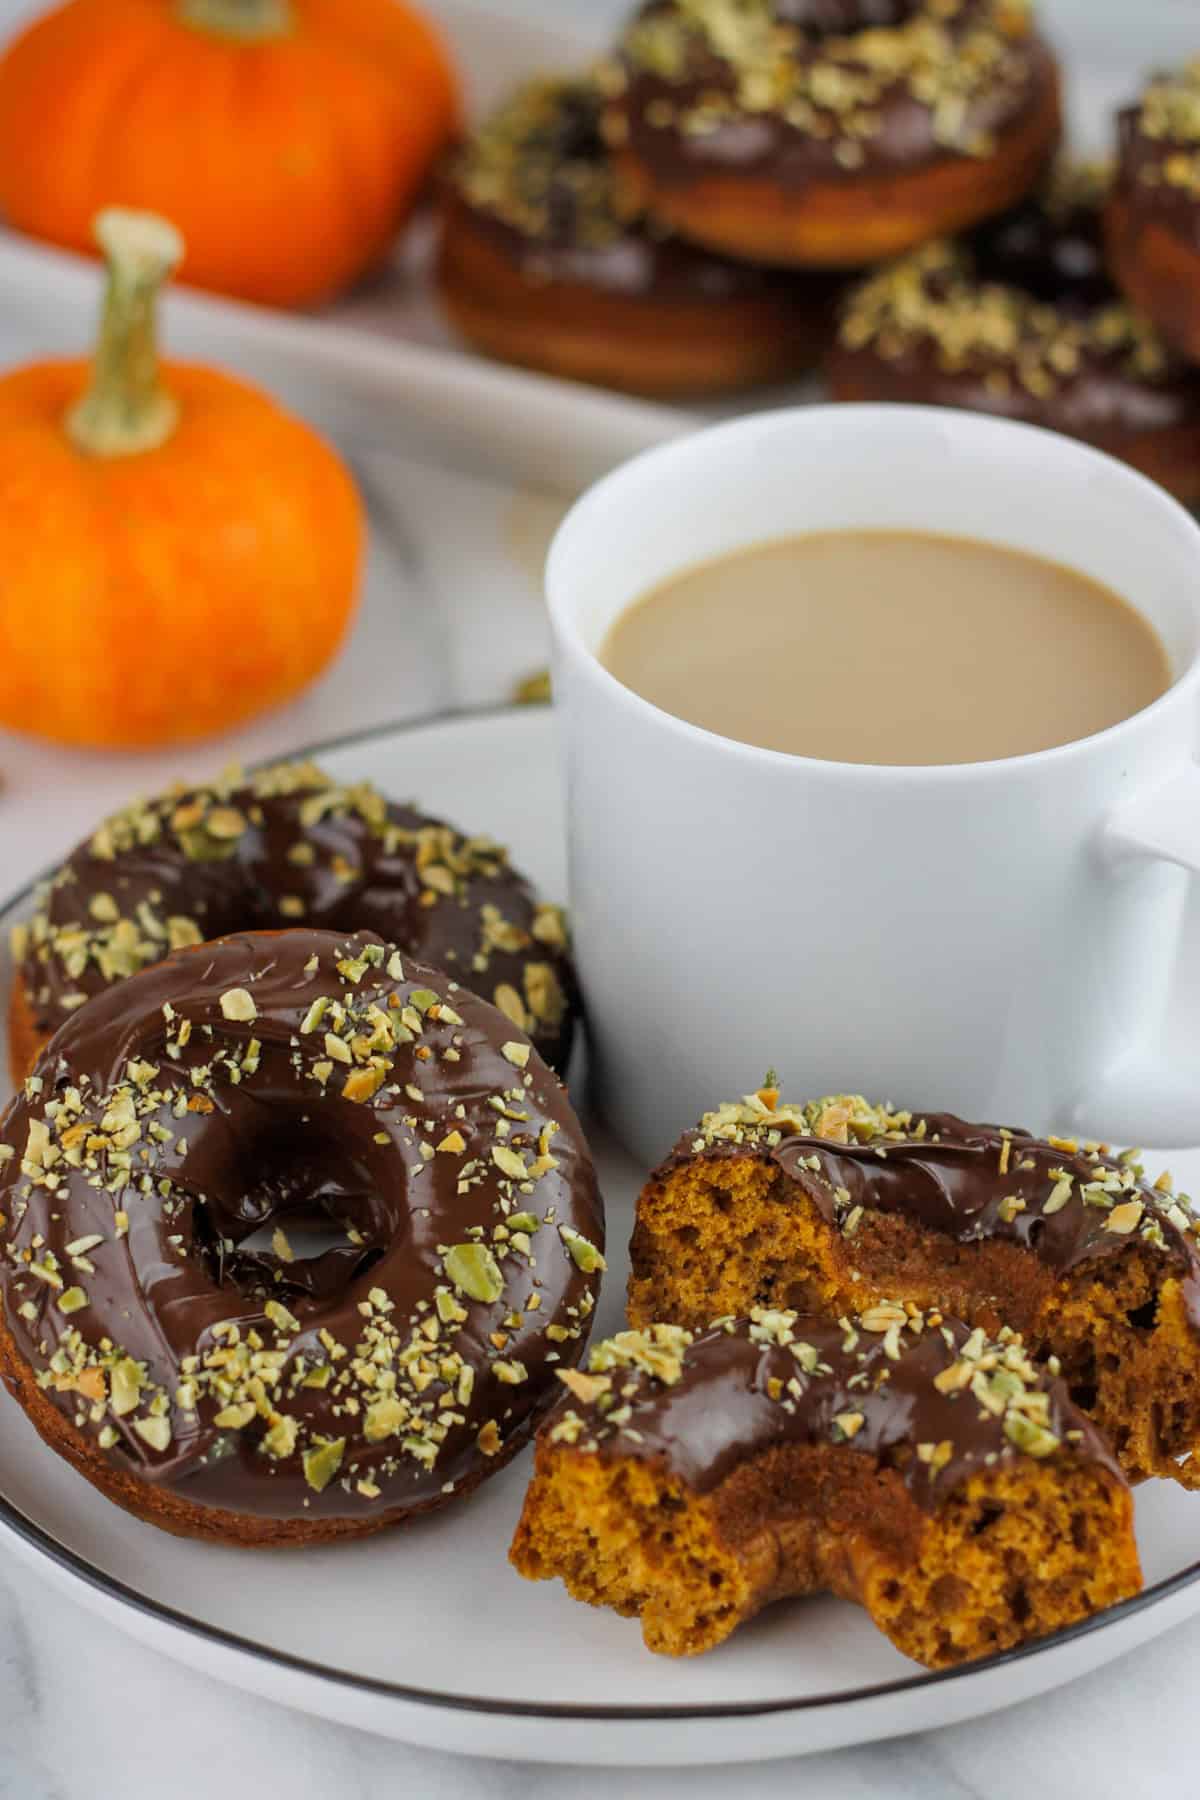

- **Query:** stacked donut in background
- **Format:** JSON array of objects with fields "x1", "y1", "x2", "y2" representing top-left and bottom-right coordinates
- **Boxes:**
[
  {"x1": 436, "y1": 2, "x2": 1200, "y2": 501},
  {"x1": 438, "y1": 0, "x2": 1061, "y2": 397},
  {"x1": 1109, "y1": 63, "x2": 1200, "y2": 366}
]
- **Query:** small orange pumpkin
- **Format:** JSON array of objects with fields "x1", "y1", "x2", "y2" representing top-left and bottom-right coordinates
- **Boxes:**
[
  {"x1": 0, "y1": 208, "x2": 364, "y2": 749},
  {"x1": 0, "y1": 0, "x2": 458, "y2": 309}
]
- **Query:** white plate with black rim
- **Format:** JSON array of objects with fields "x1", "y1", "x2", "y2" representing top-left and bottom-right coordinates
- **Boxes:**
[{"x1": 4, "y1": 709, "x2": 1200, "y2": 1766}]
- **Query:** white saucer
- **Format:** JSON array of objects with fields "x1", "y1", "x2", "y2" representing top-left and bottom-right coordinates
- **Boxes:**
[{"x1": 3, "y1": 708, "x2": 1200, "y2": 1767}]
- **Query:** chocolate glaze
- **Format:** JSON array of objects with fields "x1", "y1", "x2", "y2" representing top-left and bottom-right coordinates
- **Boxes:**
[
  {"x1": 445, "y1": 78, "x2": 817, "y2": 305},
  {"x1": 613, "y1": 0, "x2": 1056, "y2": 191},
  {"x1": 829, "y1": 181, "x2": 1200, "y2": 441},
  {"x1": 662, "y1": 1106, "x2": 1200, "y2": 1324},
  {"x1": 17, "y1": 761, "x2": 575, "y2": 1075},
  {"x1": 0, "y1": 929, "x2": 603, "y2": 1522},
  {"x1": 560, "y1": 1313, "x2": 1122, "y2": 1507}
]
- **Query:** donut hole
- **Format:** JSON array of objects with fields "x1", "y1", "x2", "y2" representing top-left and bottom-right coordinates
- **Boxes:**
[
  {"x1": 189, "y1": 1201, "x2": 383, "y2": 1306},
  {"x1": 186, "y1": 1122, "x2": 389, "y2": 1306}
]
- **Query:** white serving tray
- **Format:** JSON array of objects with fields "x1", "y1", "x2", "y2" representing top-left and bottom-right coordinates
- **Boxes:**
[{"x1": 0, "y1": 0, "x2": 1193, "y2": 495}]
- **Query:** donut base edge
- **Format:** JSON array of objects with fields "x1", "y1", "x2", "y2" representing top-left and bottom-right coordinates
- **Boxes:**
[
  {"x1": 435, "y1": 202, "x2": 830, "y2": 396},
  {"x1": 610, "y1": 74, "x2": 1062, "y2": 269}
]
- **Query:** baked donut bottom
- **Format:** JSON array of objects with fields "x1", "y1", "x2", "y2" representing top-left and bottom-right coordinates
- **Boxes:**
[
  {"x1": 512, "y1": 1429, "x2": 1138, "y2": 1665},
  {"x1": 610, "y1": 72, "x2": 1062, "y2": 269},
  {"x1": 436, "y1": 201, "x2": 834, "y2": 396},
  {"x1": 1105, "y1": 196, "x2": 1200, "y2": 366}
]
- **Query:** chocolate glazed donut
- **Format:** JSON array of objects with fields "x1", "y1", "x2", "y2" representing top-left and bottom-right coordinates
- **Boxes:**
[
  {"x1": 436, "y1": 75, "x2": 839, "y2": 396},
  {"x1": 1107, "y1": 65, "x2": 1200, "y2": 364},
  {"x1": 604, "y1": 0, "x2": 1061, "y2": 267},
  {"x1": 10, "y1": 757, "x2": 576, "y2": 1084},
  {"x1": 827, "y1": 166, "x2": 1200, "y2": 506},
  {"x1": 0, "y1": 929, "x2": 604, "y2": 1544}
]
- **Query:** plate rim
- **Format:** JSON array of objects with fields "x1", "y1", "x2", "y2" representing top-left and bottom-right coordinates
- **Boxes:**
[{"x1": 2, "y1": 703, "x2": 1198, "y2": 1725}]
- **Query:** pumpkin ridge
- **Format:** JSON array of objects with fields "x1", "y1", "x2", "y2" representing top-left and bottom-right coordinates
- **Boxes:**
[
  {"x1": 0, "y1": 0, "x2": 458, "y2": 308},
  {"x1": 295, "y1": 0, "x2": 458, "y2": 149},
  {"x1": 0, "y1": 6, "x2": 166, "y2": 248},
  {"x1": 82, "y1": 22, "x2": 189, "y2": 227},
  {"x1": 275, "y1": 41, "x2": 412, "y2": 282}
]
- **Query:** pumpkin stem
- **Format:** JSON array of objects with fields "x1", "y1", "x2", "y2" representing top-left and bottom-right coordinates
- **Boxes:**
[
  {"x1": 67, "y1": 209, "x2": 183, "y2": 460},
  {"x1": 177, "y1": 0, "x2": 292, "y2": 40}
]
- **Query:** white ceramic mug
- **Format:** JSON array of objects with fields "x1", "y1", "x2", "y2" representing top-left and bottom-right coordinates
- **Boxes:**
[{"x1": 546, "y1": 405, "x2": 1200, "y2": 1165}]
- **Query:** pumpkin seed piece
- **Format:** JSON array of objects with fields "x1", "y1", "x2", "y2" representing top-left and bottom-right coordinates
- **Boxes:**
[
  {"x1": 262, "y1": 1415, "x2": 298, "y2": 1460},
  {"x1": 443, "y1": 1242, "x2": 504, "y2": 1304},
  {"x1": 109, "y1": 1356, "x2": 143, "y2": 1416},
  {"x1": 133, "y1": 1415, "x2": 172, "y2": 1452},
  {"x1": 559, "y1": 1225, "x2": 606, "y2": 1273},
  {"x1": 219, "y1": 988, "x2": 257, "y2": 1023},
  {"x1": 303, "y1": 1438, "x2": 346, "y2": 1493}
]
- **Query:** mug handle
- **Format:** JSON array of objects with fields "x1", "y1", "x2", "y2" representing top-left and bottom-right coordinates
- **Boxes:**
[
  {"x1": 1084, "y1": 763, "x2": 1200, "y2": 1147},
  {"x1": 1105, "y1": 763, "x2": 1200, "y2": 875}
]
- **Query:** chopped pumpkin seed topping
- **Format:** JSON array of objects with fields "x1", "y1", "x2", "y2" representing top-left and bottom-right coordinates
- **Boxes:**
[
  {"x1": 453, "y1": 75, "x2": 642, "y2": 246},
  {"x1": 615, "y1": 0, "x2": 1039, "y2": 166},
  {"x1": 548, "y1": 1303, "x2": 1098, "y2": 1498},
  {"x1": 838, "y1": 230, "x2": 1171, "y2": 391},
  {"x1": 691, "y1": 1087, "x2": 915, "y2": 1151}
]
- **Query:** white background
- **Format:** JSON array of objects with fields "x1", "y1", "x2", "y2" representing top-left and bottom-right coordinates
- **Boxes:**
[{"x1": 0, "y1": 1, "x2": 1197, "y2": 1795}]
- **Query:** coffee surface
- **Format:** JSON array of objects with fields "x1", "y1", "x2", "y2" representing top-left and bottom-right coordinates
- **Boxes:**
[{"x1": 600, "y1": 530, "x2": 1170, "y2": 765}]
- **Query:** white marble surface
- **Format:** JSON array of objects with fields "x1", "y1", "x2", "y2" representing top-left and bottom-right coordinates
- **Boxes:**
[
  {"x1": 0, "y1": 0, "x2": 1198, "y2": 1791},
  {"x1": 1, "y1": 1536, "x2": 1199, "y2": 1799}
]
